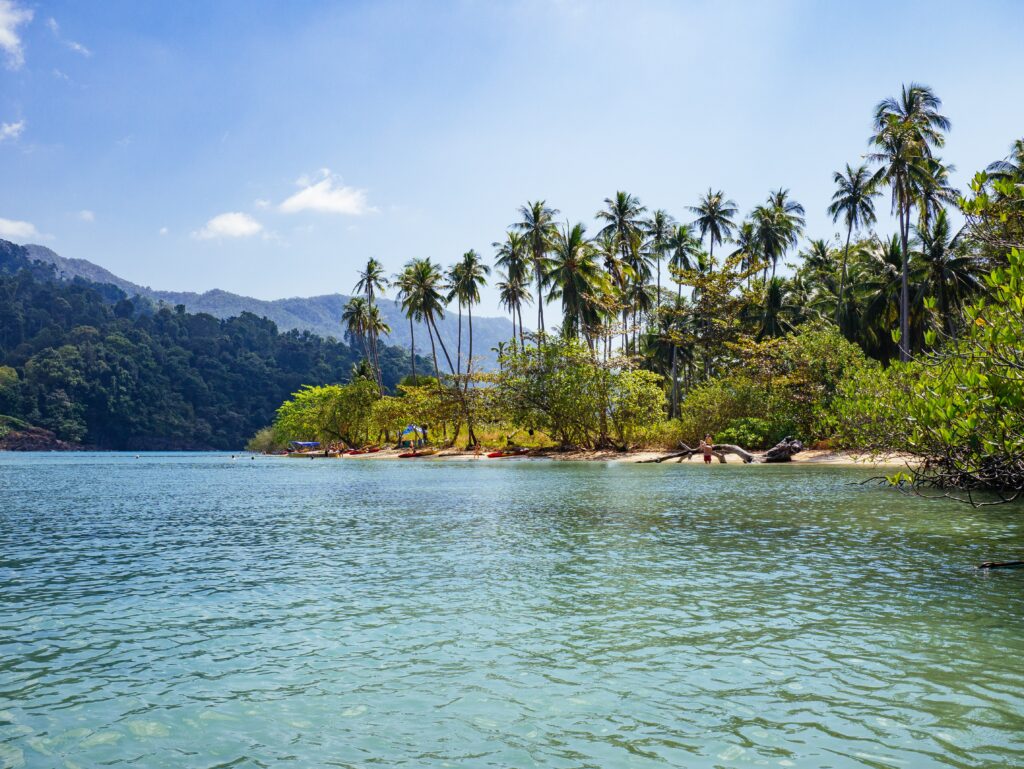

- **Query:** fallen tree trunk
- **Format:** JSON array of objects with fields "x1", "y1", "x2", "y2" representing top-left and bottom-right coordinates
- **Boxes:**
[{"x1": 641, "y1": 436, "x2": 804, "y2": 464}]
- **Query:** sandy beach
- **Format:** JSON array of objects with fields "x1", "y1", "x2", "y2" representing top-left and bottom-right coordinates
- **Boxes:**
[{"x1": 307, "y1": 447, "x2": 914, "y2": 467}]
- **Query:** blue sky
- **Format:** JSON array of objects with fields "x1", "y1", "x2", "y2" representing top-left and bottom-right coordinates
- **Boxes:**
[{"x1": 1, "y1": 0, "x2": 1022, "y2": 316}]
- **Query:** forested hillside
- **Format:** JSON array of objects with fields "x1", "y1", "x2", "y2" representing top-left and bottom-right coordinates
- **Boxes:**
[{"x1": 0, "y1": 241, "x2": 418, "y2": 449}]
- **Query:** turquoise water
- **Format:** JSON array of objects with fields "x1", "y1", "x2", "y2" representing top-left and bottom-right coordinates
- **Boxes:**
[{"x1": 1, "y1": 453, "x2": 1022, "y2": 768}]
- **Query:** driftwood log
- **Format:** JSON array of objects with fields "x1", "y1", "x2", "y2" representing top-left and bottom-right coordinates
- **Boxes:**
[{"x1": 641, "y1": 436, "x2": 804, "y2": 464}]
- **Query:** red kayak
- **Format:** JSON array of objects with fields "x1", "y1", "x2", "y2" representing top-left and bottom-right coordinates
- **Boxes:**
[
  {"x1": 487, "y1": 448, "x2": 530, "y2": 458},
  {"x1": 347, "y1": 447, "x2": 381, "y2": 455},
  {"x1": 398, "y1": 449, "x2": 437, "y2": 458}
]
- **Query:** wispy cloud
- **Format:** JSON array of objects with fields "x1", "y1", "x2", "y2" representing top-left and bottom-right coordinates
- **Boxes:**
[
  {"x1": 0, "y1": 1, "x2": 33, "y2": 70},
  {"x1": 46, "y1": 16, "x2": 91, "y2": 57},
  {"x1": 192, "y1": 212, "x2": 263, "y2": 240},
  {"x1": 0, "y1": 216, "x2": 39, "y2": 240},
  {"x1": 0, "y1": 119, "x2": 24, "y2": 142},
  {"x1": 159, "y1": 226, "x2": 169, "y2": 236},
  {"x1": 279, "y1": 169, "x2": 375, "y2": 216},
  {"x1": 78, "y1": 209, "x2": 95, "y2": 222}
]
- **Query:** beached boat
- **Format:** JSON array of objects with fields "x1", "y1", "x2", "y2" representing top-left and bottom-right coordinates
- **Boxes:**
[
  {"x1": 398, "y1": 448, "x2": 437, "y2": 458},
  {"x1": 346, "y1": 447, "x2": 381, "y2": 456},
  {"x1": 487, "y1": 448, "x2": 530, "y2": 458}
]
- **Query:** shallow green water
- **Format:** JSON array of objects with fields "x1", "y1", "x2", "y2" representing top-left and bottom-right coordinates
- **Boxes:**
[{"x1": 1, "y1": 453, "x2": 1022, "y2": 768}]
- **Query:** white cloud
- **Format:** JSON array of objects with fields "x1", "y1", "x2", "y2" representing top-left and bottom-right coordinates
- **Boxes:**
[
  {"x1": 159, "y1": 226, "x2": 169, "y2": 236},
  {"x1": 66, "y1": 40, "x2": 90, "y2": 57},
  {"x1": 0, "y1": 1, "x2": 33, "y2": 69},
  {"x1": 279, "y1": 169, "x2": 375, "y2": 216},
  {"x1": 78, "y1": 209, "x2": 94, "y2": 222},
  {"x1": 192, "y1": 212, "x2": 263, "y2": 240},
  {"x1": 0, "y1": 216, "x2": 39, "y2": 240},
  {"x1": 46, "y1": 16, "x2": 90, "y2": 57},
  {"x1": 0, "y1": 119, "x2": 23, "y2": 142},
  {"x1": 254, "y1": 198, "x2": 270, "y2": 209}
]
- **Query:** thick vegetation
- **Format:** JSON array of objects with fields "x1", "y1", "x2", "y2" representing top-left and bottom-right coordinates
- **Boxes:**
[{"x1": 0, "y1": 242, "x2": 417, "y2": 449}]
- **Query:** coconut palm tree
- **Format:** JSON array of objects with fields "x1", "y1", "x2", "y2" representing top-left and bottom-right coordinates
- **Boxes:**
[
  {"x1": 912, "y1": 209, "x2": 984, "y2": 338},
  {"x1": 597, "y1": 192, "x2": 648, "y2": 352},
  {"x1": 644, "y1": 209, "x2": 676, "y2": 308},
  {"x1": 394, "y1": 263, "x2": 421, "y2": 384},
  {"x1": 496, "y1": 270, "x2": 531, "y2": 351},
  {"x1": 546, "y1": 222, "x2": 603, "y2": 344},
  {"x1": 869, "y1": 82, "x2": 950, "y2": 361},
  {"x1": 353, "y1": 258, "x2": 389, "y2": 391},
  {"x1": 401, "y1": 257, "x2": 454, "y2": 387},
  {"x1": 341, "y1": 297, "x2": 370, "y2": 362},
  {"x1": 827, "y1": 163, "x2": 879, "y2": 328},
  {"x1": 730, "y1": 220, "x2": 761, "y2": 287},
  {"x1": 689, "y1": 188, "x2": 738, "y2": 260},
  {"x1": 513, "y1": 201, "x2": 558, "y2": 335},
  {"x1": 754, "y1": 189, "x2": 804, "y2": 280},
  {"x1": 986, "y1": 138, "x2": 1024, "y2": 182},
  {"x1": 753, "y1": 277, "x2": 799, "y2": 340},
  {"x1": 451, "y1": 249, "x2": 490, "y2": 390}
]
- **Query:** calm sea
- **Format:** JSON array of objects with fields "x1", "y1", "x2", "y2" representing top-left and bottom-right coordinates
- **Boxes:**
[{"x1": 1, "y1": 453, "x2": 1022, "y2": 768}]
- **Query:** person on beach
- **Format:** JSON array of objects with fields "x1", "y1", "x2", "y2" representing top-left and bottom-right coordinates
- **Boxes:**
[{"x1": 700, "y1": 434, "x2": 714, "y2": 464}]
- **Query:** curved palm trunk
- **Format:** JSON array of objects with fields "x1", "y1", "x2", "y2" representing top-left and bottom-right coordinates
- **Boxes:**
[
  {"x1": 455, "y1": 302, "x2": 463, "y2": 377},
  {"x1": 408, "y1": 317, "x2": 416, "y2": 384},
  {"x1": 535, "y1": 251, "x2": 545, "y2": 336},
  {"x1": 899, "y1": 199, "x2": 912, "y2": 362},
  {"x1": 429, "y1": 316, "x2": 476, "y2": 446},
  {"x1": 465, "y1": 303, "x2": 474, "y2": 395},
  {"x1": 518, "y1": 305, "x2": 526, "y2": 350},
  {"x1": 836, "y1": 221, "x2": 853, "y2": 330}
]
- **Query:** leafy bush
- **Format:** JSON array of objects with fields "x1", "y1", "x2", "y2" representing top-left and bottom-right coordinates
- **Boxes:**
[{"x1": 716, "y1": 417, "x2": 794, "y2": 449}]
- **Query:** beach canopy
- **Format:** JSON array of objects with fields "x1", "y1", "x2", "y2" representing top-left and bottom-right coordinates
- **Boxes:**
[
  {"x1": 401, "y1": 424, "x2": 425, "y2": 437},
  {"x1": 289, "y1": 441, "x2": 320, "y2": 448}
]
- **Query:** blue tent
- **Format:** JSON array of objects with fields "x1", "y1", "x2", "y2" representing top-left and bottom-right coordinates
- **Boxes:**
[
  {"x1": 289, "y1": 441, "x2": 320, "y2": 448},
  {"x1": 399, "y1": 425, "x2": 425, "y2": 448},
  {"x1": 400, "y1": 425, "x2": 424, "y2": 437}
]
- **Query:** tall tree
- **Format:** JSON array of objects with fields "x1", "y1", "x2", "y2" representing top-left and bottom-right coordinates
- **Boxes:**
[
  {"x1": 513, "y1": 201, "x2": 558, "y2": 336},
  {"x1": 451, "y1": 249, "x2": 490, "y2": 391},
  {"x1": 644, "y1": 210, "x2": 676, "y2": 308},
  {"x1": 353, "y1": 258, "x2": 389, "y2": 392},
  {"x1": 494, "y1": 231, "x2": 532, "y2": 349},
  {"x1": 546, "y1": 222, "x2": 604, "y2": 344},
  {"x1": 597, "y1": 191, "x2": 647, "y2": 352},
  {"x1": 827, "y1": 163, "x2": 879, "y2": 329},
  {"x1": 689, "y1": 188, "x2": 737, "y2": 260},
  {"x1": 869, "y1": 82, "x2": 950, "y2": 361},
  {"x1": 394, "y1": 263, "x2": 421, "y2": 384},
  {"x1": 912, "y1": 209, "x2": 983, "y2": 338}
]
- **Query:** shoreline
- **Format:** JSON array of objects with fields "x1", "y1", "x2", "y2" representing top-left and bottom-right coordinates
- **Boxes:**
[{"x1": 319, "y1": 447, "x2": 915, "y2": 467}]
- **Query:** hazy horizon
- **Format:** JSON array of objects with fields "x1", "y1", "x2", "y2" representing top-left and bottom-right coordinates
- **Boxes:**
[{"x1": 2, "y1": 0, "x2": 1023, "y2": 315}]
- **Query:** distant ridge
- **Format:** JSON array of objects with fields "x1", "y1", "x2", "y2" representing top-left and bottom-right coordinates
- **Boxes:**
[{"x1": 19, "y1": 243, "x2": 516, "y2": 369}]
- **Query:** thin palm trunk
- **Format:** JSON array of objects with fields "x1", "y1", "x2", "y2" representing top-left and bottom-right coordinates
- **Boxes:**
[
  {"x1": 465, "y1": 303, "x2": 474, "y2": 394},
  {"x1": 516, "y1": 304, "x2": 525, "y2": 350},
  {"x1": 455, "y1": 303, "x2": 463, "y2": 376},
  {"x1": 409, "y1": 317, "x2": 416, "y2": 384},
  {"x1": 899, "y1": 194, "x2": 911, "y2": 362},
  {"x1": 836, "y1": 221, "x2": 853, "y2": 329}
]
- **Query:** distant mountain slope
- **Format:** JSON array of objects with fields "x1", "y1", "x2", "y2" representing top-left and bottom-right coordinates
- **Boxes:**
[{"x1": 21, "y1": 243, "x2": 517, "y2": 369}]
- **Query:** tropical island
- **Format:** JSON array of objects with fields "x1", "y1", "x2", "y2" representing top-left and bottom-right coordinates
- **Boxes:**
[{"x1": 247, "y1": 86, "x2": 1022, "y2": 501}]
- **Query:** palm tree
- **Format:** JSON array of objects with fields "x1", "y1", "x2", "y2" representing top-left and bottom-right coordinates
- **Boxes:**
[
  {"x1": 597, "y1": 192, "x2": 648, "y2": 352},
  {"x1": 445, "y1": 261, "x2": 466, "y2": 376},
  {"x1": 869, "y1": 82, "x2": 950, "y2": 361},
  {"x1": 354, "y1": 258, "x2": 389, "y2": 391},
  {"x1": 513, "y1": 201, "x2": 558, "y2": 335},
  {"x1": 546, "y1": 222, "x2": 603, "y2": 343},
  {"x1": 689, "y1": 188, "x2": 737, "y2": 260},
  {"x1": 494, "y1": 231, "x2": 532, "y2": 348},
  {"x1": 394, "y1": 263, "x2": 421, "y2": 384},
  {"x1": 730, "y1": 220, "x2": 761, "y2": 287},
  {"x1": 644, "y1": 209, "x2": 676, "y2": 308},
  {"x1": 365, "y1": 304, "x2": 390, "y2": 387},
  {"x1": 986, "y1": 138, "x2": 1024, "y2": 182},
  {"x1": 341, "y1": 297, "x2": 369, "y2": 358},
  {"x1": 754, "y1": 277, "x2": 799, "y2": 340},
  {"x1": 406, "y1": 258, "x2": 456, "y2": 387},
  {"x1": 912, "y1": 209, "x2": 984, "y2": 338},
  {"x1": 754, "y1": 189, "x2": 804, "y2": 280},
  {"x1": 452, "y1": 249, "x2": 490, "y2": 391},
  {"x1": 827, "y1": 163, "x2": 878, "y2": 328},
  {"x1": 496, "y1": 270, "x2": 531, "y2": 351}
]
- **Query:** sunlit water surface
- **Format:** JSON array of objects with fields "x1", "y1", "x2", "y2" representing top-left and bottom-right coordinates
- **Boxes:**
[{"x1": 1, "y1": 453, "x2": 1023, "y2": 768}]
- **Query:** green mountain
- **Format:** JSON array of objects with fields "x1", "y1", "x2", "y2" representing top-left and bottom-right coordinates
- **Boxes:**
[
  {"x1": 23, "y1": 244, "x2": 516, "y2": 369},
  {"x1": 0, "y1": 239, "x2": 424, "y2": 450}
]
